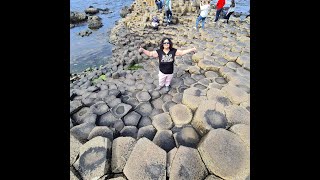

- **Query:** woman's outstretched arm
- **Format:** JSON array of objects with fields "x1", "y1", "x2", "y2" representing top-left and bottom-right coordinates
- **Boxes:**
[{"x1": 139, "y1": 46, "x2": 159, "y2": 58}]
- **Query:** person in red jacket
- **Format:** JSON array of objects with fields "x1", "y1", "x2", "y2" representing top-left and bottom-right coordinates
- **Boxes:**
[{"x1": 213, "y1": 0, "x2": 226, "y2": 23}]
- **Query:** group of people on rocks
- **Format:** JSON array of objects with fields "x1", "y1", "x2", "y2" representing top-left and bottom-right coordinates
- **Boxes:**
[{"x1": 151, "y1": 0, "x2": 236, "y2": 31}]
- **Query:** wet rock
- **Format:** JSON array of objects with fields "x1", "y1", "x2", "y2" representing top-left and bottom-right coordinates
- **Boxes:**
[
  {"x1": 90, "y1": 101, "x2": 109, "y2": 115},
  {"x1": 192, "y1": 100, "x2": 227, "y2": 136},
  {"x1": 137, "y1": 116, "x2": 152, "y2": 128},
  {"x1": 137, "y1": 125, "x2": 157, "y2": 140},
  {"x1": 78, "y1": 137, "x2": 112, "y2": 179},
  {"x1": 174, "y1": 126, "x2": 200, "y2": 148},
  {"x1": 134, "y1": 102, "x2": 153, "y2": 116},
  {"x1": 70, "y1": 123, "x2": 96, "y2": 143},
  {"x1": 152, "y1": 130, "x2": 176, "y2": 152},
  {"x1": 97, "y1": 111, "x2": 119, "y2": 127},
  {"x1": 112, "y1": 103, "x2": 132, "y2": 118},
  {"x1": 120, "y1": 126, "x2": 138, "y2": 138}
]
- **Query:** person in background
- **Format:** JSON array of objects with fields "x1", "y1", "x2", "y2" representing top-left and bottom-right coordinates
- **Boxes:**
[
  {"x1": 139, "y1": 38, "x2": 196, "y2": 93},
  {"x1": 151, "y1": 16, "x2": 160, "y2": 30},
  {"x1": 194, "y1": 0, "x2": 210, "y2": 30},
  {"x1": 155, "y1": 0, "x2": 162, "y2": 12},
  {"x1": 223, "y1": 0, "x2": 235, "y2": 23},
  {"x1": 164, "y1": 0, "x2": 172, "y2": 25},
  {"x1": 213, "y1": 0, "x2": 225, "y2": 23}
]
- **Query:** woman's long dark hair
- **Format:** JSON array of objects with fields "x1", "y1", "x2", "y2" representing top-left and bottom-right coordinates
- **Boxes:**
[{"x1": 160, "y1": 37, "x2": 173, "y2": 50}]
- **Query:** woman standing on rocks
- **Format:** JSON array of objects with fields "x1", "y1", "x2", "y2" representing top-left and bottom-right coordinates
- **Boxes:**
[
  {"x1": 138, "y1": 38, "x2": 196, "y2": 93},
  {"x1": 223, "y1": 0, "x2": 235, "y2": 23}
]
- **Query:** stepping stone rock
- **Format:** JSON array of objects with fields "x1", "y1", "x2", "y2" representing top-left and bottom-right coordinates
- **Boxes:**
[
  {"x1": 206, "y1": 88, "x2": 232, "y2": 107},
  {"x1": 192, "y1": 100, "x2": 227, "y2": 136},
  {"x1": 134, "y1": 102, "x2": 153, "y2": 117},
  {"x1": 109, "y1": 89, "x2": 121, "y2": 97},
  {"x1": 111, "y1": 137, "x2": 136, "y2": 173},
  {"x1": 198, "y1": 129, "x2": 250, "y2": 180},
  {"x1": 70, "y1": 134, "x2": 81, "y2": 165},
  {"x1": 136, "y1": 91, "x2": 151, "y2": 102},
  {"x1": 97, "y1": 111, "x2": 119, "y2": 127},
  {"x1": 222, "y1": 85, "x2": 249, "y2": 105},
  {"x1": 70, "y1": 123, "x2": 96, "y2": 142},
  {"x1": 169, "y1": 104, "x2": 193, "y2": 127},
  {"x1": 82, "y1": 93, "x2": 97, "y2": 106},
  {"x1": 172, "y1": 93, "x2": 183, "y2": 104},
  {"x1": 151, "y1": 98, "x2": 164, "y2": 110},
  {"x1": 107, "y1": 98, "x2": 122, "y2": 108},
  {"x1": 229, "y1": 124, "x2": 250, "y2": 147},
  {"x1": 112, "y1": 103, "x2": 132, "y2": 118},
  {"x1": 169, "y1": 146, "x2": 208, "y2": 180},
  {"x1": 162, "y1": 94, "x2": 173, "y2": 102},
  {"x1": 137, "y1": 125, "x2": 157, "y2": 140},
  {"x1": 122, "y1": 96, "x2": 140, "y2": 109},
  {"x1": 137, "y1": 116, "x2": 152, "y2": 128},
  {"x1": 96, "y1": 90, "x2": 109, "y2": 101},
  {"x1": 113, "y1": 120, "x2": 125, "y2": 132},
  {"x1": 153, "y1": 130, "x2": 176, "y2": 152},
  {"x1": 70, "y1": 100, "x2": 83, "y2": 114},
  {"x1": 120, "y1": 126, "x2": 138, "y2": 138},
  {"x1": 88, "y1": 126, "x2": 114, "y2": 141},
  {"x1": 198, "y1": 59, "x2": 222, "y2": 71},
  {"x1": 150, "y1": 108, "x2": 164, "y2": 118},
  {"x1": 152, "y1": 112, "x2": 174, "y2": 130},
  {"x1": 123, "y1": 111, "x2": 141, "y2": 126},
  {"x1": 78, "y1": 137, "x2": 112, "y2": 180},
  {"x1": 215, "y1": 77, "x2": 227, "y2": 84},
  {"x1": 225, "y1": 105, "x2": 250, "y2": 125},
  {"x1": 150, "y1": 90, "x2": 161, "y2": 99},
  {"x1": 72, "y1": 107, "x2": 94, "y2": 124},
  {"x1": 173, "y1": 126, "x2": 200, "y2": 148},
  {"x1": 90, "y1": 101, "x2": 109, "y2": 115},
  {"x1": 204, "y1": 71, "x2": 219, "y2": 79},
  {"x1": 123, "y1": 138, "x2": 166, "y2": 180},
  {"x1": 162, "y1": 101, "x2": 177, "y2": 112},
  {"x1": 182, "y1": 87, "x2": 208, "y2": 111}
]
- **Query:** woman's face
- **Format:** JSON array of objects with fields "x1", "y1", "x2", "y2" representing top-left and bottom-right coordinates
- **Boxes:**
[{"x1": 163, "y1": 39, "x2": 170, "y2": 48}]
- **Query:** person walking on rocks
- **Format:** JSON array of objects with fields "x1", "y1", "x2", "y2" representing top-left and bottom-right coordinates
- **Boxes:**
[
  {"x1": 139, "y1": 38, "x2": 197, "y2": 93},
  {"x1": 213, "y1": 0, "x2": 225, "y2": 23},
  {"x1": 194, "y1": 0, "x2": 210, "y2": 30},
  {"x1": 155, "y1": 0, "x2": 162, "y2": 12},
  {"x1": 223, "y1": 0, "x2": 235, "y2": 23},
  {"x1": 164, "y1": 0, "x2": 172, "y2": 25}
]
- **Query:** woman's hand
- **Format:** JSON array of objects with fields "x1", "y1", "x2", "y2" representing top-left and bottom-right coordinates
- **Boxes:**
[{"x1": 138, "y1": 46, "x2": 144, "y2": 53}]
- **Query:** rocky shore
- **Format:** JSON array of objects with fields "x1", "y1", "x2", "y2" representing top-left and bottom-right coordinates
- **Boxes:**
[{"x1": 70, "y1": 0, "x2": 250, "y2": 179}]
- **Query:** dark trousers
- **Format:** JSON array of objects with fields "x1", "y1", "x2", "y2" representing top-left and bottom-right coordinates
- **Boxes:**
[
  {"x1": 224, "y1": 12, "x2": 234, "y2": 23},
  {"x1": 214, "y1": 8, "x2": 223, "y2": 22},
  {"x1": 166, "y1": 9, "x2": 172, "y2": 23},
  {"x1": 156, "y1": 1, "x2": 162, "y2": 10}
]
